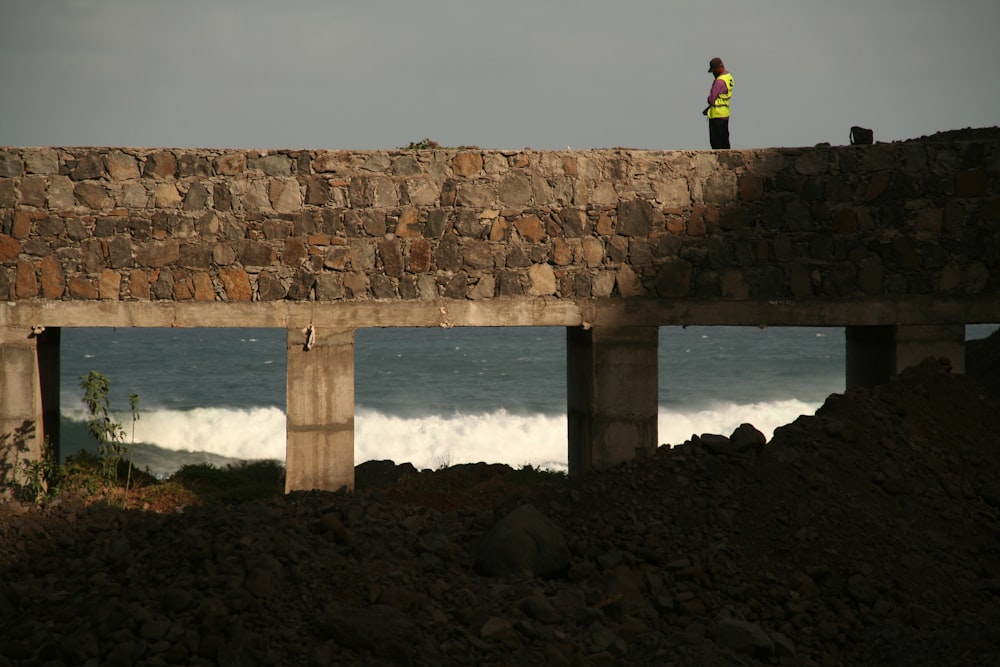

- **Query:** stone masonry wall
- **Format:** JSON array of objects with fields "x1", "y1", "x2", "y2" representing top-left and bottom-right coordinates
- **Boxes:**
[{"x1": 0, "y1": 138, "x2": 998, "y2": 307}]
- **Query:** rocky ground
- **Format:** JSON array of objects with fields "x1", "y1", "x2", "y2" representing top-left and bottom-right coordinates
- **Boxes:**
[{"x1": 2, "y1": 329, "x2": 1000, "y2": 667}]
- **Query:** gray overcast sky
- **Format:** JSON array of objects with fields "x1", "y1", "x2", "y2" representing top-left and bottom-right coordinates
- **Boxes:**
[{"x1": 2, "y1": 0, "x2": 998, "y2": 151}]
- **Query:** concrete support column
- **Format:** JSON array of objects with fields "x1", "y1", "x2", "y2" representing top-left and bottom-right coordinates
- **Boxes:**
[
  {"x1": 846, "y1": 324, "x2": 965, "y2": 388},
  {"x1": 567, "y1": 325, "x2": 658, "y2": 475},
  {"x1": 285, "y1": 326, "x2": 355, "y2": 493},
  {"x1": 1, "y1": 326, "x2": 59, "y2": 485}
]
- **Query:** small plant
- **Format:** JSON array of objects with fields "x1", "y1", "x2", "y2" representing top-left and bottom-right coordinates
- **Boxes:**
[
  {"x1": 401, "y1": 138, "x2": 441, "y2": 150},
  {"x1": 15, "y1": 437, "x2": 63, "y2": 503},
  {"x1": 79, "y1": 371, "x2": 140, "y2": 505}
]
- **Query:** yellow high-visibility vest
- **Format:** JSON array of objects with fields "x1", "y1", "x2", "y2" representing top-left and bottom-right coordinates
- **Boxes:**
[{"x1": 708, "y1": 73, "x2": 734, "y2": 119}]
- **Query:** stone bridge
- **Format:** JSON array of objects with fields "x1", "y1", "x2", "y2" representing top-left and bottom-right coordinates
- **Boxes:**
[{"x1": 1, "y1": 134, "x2": 998, "y2": 491}]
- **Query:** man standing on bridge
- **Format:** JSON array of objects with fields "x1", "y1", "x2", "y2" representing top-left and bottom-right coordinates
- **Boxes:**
[{"x1": 703, "y1": 57, "x2": 734, "y2": 149}]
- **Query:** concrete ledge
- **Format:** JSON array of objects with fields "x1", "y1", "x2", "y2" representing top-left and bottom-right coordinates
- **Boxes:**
[{"x1": 3, "y1": 296, "x2": 999, "y2": 330}]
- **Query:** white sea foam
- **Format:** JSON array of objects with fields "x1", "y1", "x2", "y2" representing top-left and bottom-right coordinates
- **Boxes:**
[{"x1": 61, "y1": 398, "x2": 822, "y2": 476}]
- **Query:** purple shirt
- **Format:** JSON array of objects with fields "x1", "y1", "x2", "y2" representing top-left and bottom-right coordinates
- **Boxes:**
[{"x1": 707, "y1": 77, "x2": 729, "y2": 106}]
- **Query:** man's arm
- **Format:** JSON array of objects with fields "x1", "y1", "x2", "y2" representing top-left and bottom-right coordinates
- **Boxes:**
[{"x1": 707, "y1": 78, "x2": 727, "y2": 106}]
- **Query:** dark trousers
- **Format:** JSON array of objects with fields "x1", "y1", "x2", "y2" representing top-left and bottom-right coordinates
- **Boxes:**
[{"x1": 709, "y1": 117, "x2": 730, "y2": 149}]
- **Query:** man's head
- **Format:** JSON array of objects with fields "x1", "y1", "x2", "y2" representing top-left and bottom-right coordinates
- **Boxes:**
[{"x1": 708, "y1": 57, "x2": 724, "y2": 74}]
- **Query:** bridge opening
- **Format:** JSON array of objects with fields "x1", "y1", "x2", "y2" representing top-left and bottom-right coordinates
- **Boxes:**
[
  {"x1": 47, "y1": 323, "x2": 995, "y2": 485},
  {"x1": 59, "y1": 327, "x2": 287, "y2": 477}
]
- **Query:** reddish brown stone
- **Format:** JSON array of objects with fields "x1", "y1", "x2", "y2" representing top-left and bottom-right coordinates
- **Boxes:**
[
  {"x1": 127, "y1": 270, "x2": 149, "y2": 300},
  {"x1": 0, "y1": 234, "x2": 20, "y2": 260},
  {"x1": 514, "y1": 215, "x2": 546, "y2": 242},
  {"x1": 144, "y1": 151, "x2": 177, "y2": 179},
  {"x1": 39, "y1": 255, "x2": 65, "y2": 299},
  {"x1": 75, "y1": 182, "x2": 109, "y2": 209},
  {"x1": 595, "y1": 212, "x2": 613, "y2": 236},
  {"x1": 99, "y1": 269, "x2": 121, "y2": 300},
  {"x1": 192, "y1": 271, "x2": 216, "y2": 301},
  {"x1": 379, "y1": 238, "x2": 404, "y2": 278},
  {"x1": 282, "y1": 239, "x2": 308, "y2": 267},
  {"x1": 69, "y1": 276, "x2": 99, "y2": 299},
  {"x1": 407, "y1": 239, "x2": 432, "y2": 273},
  {"x1": 219, "y1": 267, "x2": 252, "y2": 301},
  {"x1": 15, "y1": 260, "x2": 38, "y2": 298},
  {"x1": 12, "y1": 211, "x2": 32, "y2": 239},
  {"x1": 552, "y1": 238, "x2": 573, "y2": 266},
  {"x1": 215, "y1": 153, "x2": 246, "y2": 176},
  {"x1": 173, "y1": 277, "x2": 194, "y2": 300}
]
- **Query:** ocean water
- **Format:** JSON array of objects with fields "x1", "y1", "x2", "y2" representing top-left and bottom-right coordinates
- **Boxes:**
[{"x1": 57, "y1": 323, "x2": 999, "y2": 477}]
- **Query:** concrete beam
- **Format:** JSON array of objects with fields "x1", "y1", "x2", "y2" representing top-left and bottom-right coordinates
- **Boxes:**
[
  {"x1": 3, "y1": 296, "x2": 998, "y2": 331},
  {"x1": 285, "y1": 326, "x2": 356, "y2": 492},
  {"x1": 567, "y1": 326, "x2": 659, "y2": 474}
]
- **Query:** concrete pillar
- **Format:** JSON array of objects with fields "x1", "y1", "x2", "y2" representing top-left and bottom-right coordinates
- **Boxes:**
[
  {"x1": 1, "y1": 326, "x2": 59, "y2": 485},
  {"x1": 567, "y1": 325, "x2": 658, "y2": 475},
  {"x1": 285, "y1": 326, "x2": 355, "y2": 492},
  {"x1": 846, "y1": 324, "x2": 965, "y2": 388}
]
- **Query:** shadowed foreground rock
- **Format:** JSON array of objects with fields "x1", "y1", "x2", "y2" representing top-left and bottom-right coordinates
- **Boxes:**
[{"x1": 1, "y1": 333, "x2": 1000, "y2": 666}]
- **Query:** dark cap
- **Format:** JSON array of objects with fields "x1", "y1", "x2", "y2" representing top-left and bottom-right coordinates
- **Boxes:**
[{"x1": 708, "y1": 57, "x2": 724, "y2": 72}]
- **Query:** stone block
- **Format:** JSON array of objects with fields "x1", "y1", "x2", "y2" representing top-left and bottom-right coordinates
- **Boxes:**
[
  {"x1": 75, "y1": 182, "x2": 110, "y2": 210},
  {"x1": 19, "y1": 176, "x2": 46, "y2": 208},
  {"x1": 47, "y1": 175, "x2": 74, "y2": 209},
  {"x1": 514, "y1": 215, "x2": 546, "y2": 242},
  {"x1": 0, "y1": 234, "x2": 20, "y2": 260},
  {"x1": 395, "y1": 208, "x2": 422, "y2": 237},
  {"x1": 24, "y1": 150, "x2": 57, "y2": 175},
  {"x1": 154, "y1": 183, "x2": 182, "y2": 208},
  {"x1": 452, "y1": 152, "x2": 483, "y2": 177},
  {"x1": 192, "y1": 271, "x2": 216, "y2": 301},
  {"x1": 219, "y1": 267, "x2": 252, "y2": 301},
  {"x1": 402, "y1": 239, "x2": 429, "y2": 274},
  {"x1": 128, "y1": 269, "x2": 150, "y2": 299},
  {"x1": 527, "y1": 263, "x2": 556, "y2": 296},
  {"x1": 99, "y1": 269, "x2": 121, "y2": 300},
  {"x1": 68, "y1": 276, "x2": 98, "y2": 299},
  {"x1": 15, "y1": 260, "x2": 38, "y2": 298},
  {"x1": 143, "y1": 151, "x2": 176, "y2": 179},
  {"x1": 39, "y1": 255, "x2": 64, "y2": 299},
  {"x1": 617, "y1": 199, "x2": 653, "y2": 237},
  {"x1": 106, "y1": 152, "x2": 140, "y2": 180}
]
